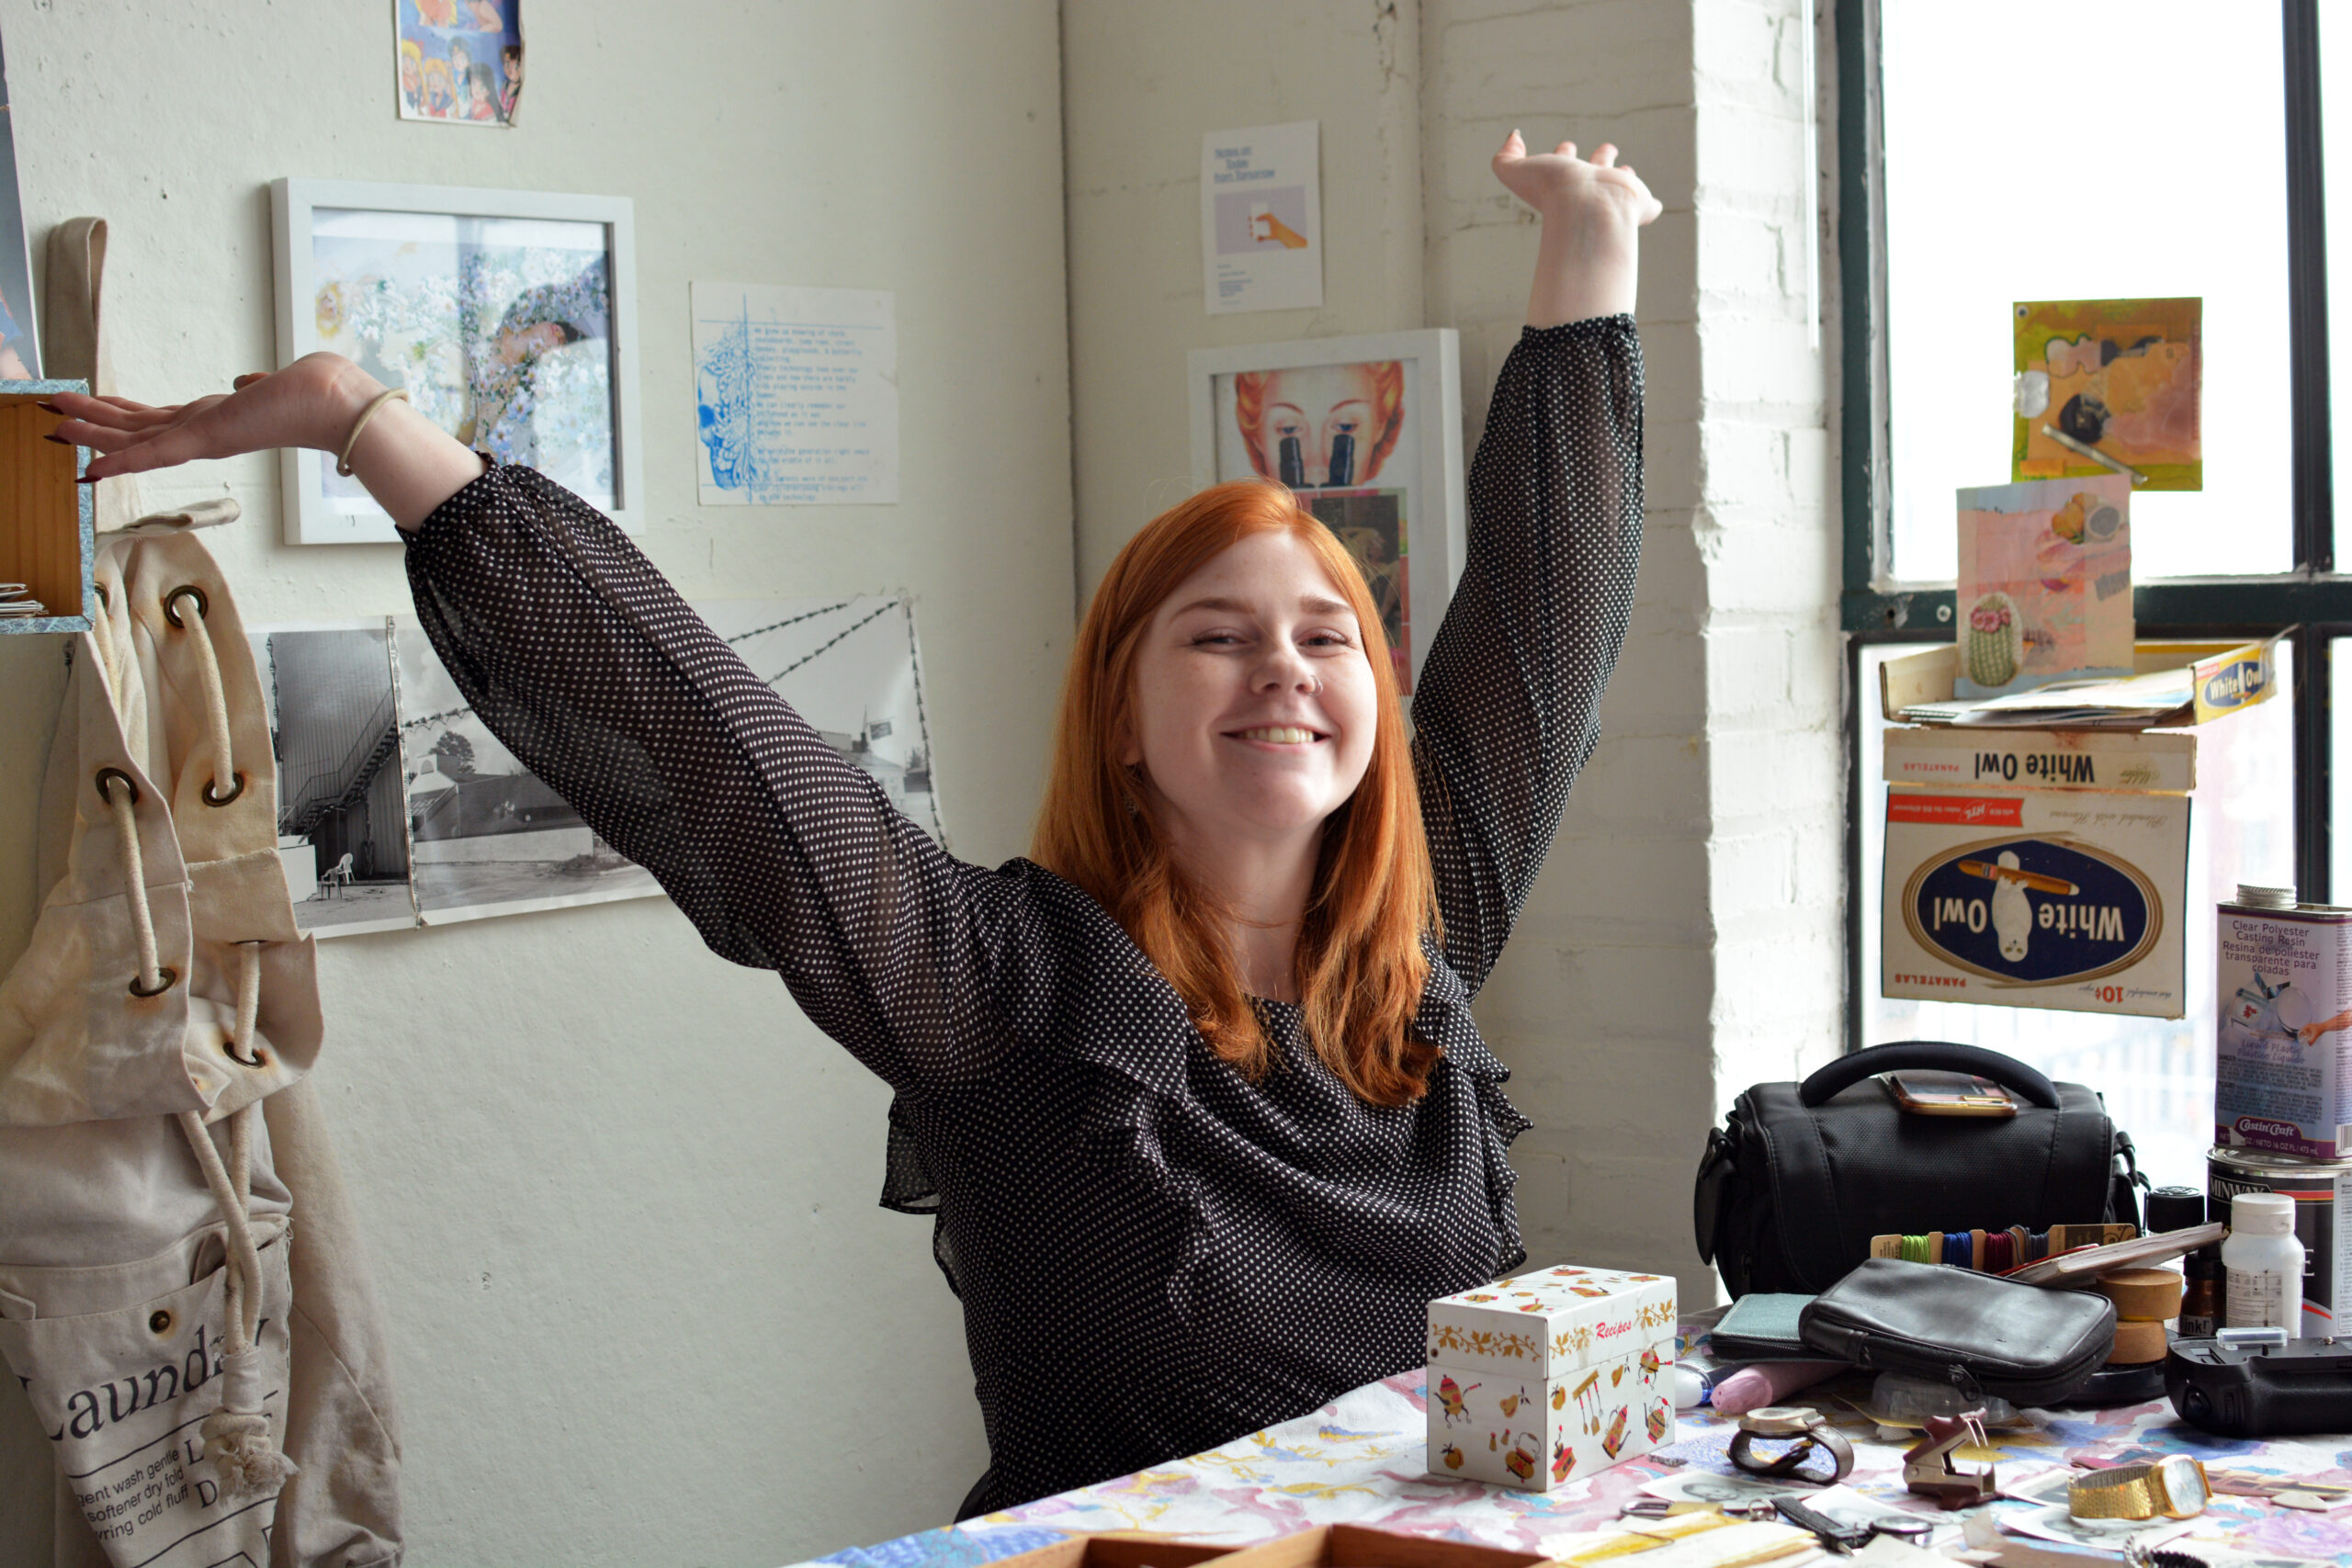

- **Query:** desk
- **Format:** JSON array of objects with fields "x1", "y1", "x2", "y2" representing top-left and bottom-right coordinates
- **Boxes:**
[{"x1": 801, "y1": 1359, "x2": 2352, "y2": 1565}]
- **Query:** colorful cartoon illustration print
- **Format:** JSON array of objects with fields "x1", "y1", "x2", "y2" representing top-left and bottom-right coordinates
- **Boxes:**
[
  {"x1": 1551, "y1": 1437, "x2": 1577, "y2": 1482},
  {"x1": 396, "y1": 0, "x2": 523, "y2": 126},
  {"x1": 1502, "y1": 1433, "x2": 1538, "y2": 1483},
  {"x1": 1645, "y1": 1399, "x2": 1670, "y2": 1443},
  {"x1": 1440, "y1": 1442, "x2": 1463, "y2": 1471},
  {"x1": 1434, "y1": 1375, "x2": 1480, "y2": 1427},
  {"x1": 1601, "y1": 1404, "x2": 1631, "y2": 1460}
]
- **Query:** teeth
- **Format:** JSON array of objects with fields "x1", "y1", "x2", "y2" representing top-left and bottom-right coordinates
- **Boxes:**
[{"x1": 1238, "y1": 727, "x2": 1316, "y2": 744}]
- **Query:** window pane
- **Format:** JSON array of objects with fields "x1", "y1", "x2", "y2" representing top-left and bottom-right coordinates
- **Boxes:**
[
  {"x1": 1881, "y1": 2, "x2": 2292, "y2": 583},
  {"x1": 1859, "y1": 644, "x2": 2297, "y2": 1189},
  {"x1": 2324, "y1": 2, "x2": 2352, "y2": 511}
]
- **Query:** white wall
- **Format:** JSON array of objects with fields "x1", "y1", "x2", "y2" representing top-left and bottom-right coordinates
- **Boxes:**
[
  {"x1": 0, "y1": 2, "x2": 1070, "y2": 1562},
  {"x1": 1066, "y1": 0, "x2": 1843, "y2": 1306}
]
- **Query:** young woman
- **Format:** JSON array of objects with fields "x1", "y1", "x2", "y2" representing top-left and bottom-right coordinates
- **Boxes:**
[{"x1": 53, "y1": 132, "x2": 1657, "y2": 1517}]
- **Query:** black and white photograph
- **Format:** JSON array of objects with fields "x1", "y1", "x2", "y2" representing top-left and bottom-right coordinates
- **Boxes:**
[
  {"x1": 393, "y1": 617, "x2": 662, "y2": 925},
  {"x1": 249, "y1": 621, "x2": 420, "y2": 937},
  {"x1": 700, "y1": 595, "x2": 945, "y2": 847}
]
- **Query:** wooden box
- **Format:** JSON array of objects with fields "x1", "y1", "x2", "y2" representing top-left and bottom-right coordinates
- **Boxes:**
[
  {"x1": 0, "y1": 380, "x2": 94, "y2": 634},
  {"x1": 978, "y1": 1536, "x2": 1237, "y2": 1568},
  {"x1": 1213, "y1": 1525, "x2": 1546, "y2": 1568}
]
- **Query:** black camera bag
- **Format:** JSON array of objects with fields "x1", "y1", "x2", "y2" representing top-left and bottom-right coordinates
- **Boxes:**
[{"x1": 1693, "y1": 1042, "x2": 2145, "y2": 1298}]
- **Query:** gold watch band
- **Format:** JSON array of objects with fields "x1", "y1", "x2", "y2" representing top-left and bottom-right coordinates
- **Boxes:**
[{"x1": 2070, "y1": 1461, "x2": 2210, "y2": 1521}]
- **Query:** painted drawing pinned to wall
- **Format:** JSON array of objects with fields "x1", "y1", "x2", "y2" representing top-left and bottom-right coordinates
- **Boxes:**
[
  {"x1": 397, "y1": 0, "x2": 523, "y2": 125},
  {"x1": 0, "y1": 21, "x2": 40, "y2": 378},
  {"x1": 2014, "y1": 298, "x2": 2200, "y2": 490},
  {"x1": 249, "y1": 621, "x2": 420, "y2": 937},
  {"x1": 1190, "y1": 332, "x2": 1464, "y2": 694},
  {"x1": 273, "y1": 180, "x2": 643, "y2": 543},
  {"x1": 1955, "y1": 474, "x2": 2135, "y2": 699},
  {"x1": 692, "y1": 282, "x2": 900, "y2": 506}
]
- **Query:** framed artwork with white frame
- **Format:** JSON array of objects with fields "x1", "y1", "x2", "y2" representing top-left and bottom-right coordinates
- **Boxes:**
[
  {"x1": 1188, "y1": 329, "x2": 1464, "y2": 695},
  {"x1": 270, "y1": 177, "x2": 643, "y2": 545}
]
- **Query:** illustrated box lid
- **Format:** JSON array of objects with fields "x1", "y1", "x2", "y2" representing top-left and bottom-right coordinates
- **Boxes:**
[
  {"x1": 973, "y1": 1536, "x2": 1236, "y2": 1568},
  {"x1": 1427, "y1": 1264, "x2": 1677, "y2": 1380}
]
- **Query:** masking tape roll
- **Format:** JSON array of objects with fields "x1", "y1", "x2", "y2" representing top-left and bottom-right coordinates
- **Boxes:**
[
  {"x1": 2106, "y1": 1316, "x2": 2170, "y2": 1364},
  {"x1": 2094, "y1": 1267, "x2": 2184, "y2": 1321}
]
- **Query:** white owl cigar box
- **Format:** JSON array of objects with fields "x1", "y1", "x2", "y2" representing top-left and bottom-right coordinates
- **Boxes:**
[{"x1": 1425, "y1": 1263, "x2": 1677, "y2": 1491}]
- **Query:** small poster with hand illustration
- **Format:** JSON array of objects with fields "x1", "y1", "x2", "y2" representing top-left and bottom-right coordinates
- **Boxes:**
[{"x1": 1955, "y1": 475, "x2": 2134, "y2": 700}]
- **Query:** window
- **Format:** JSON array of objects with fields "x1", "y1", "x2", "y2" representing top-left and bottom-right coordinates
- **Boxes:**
[{"x1": 1841, "y1": 0, "x2": 2348, "y2": 1185}]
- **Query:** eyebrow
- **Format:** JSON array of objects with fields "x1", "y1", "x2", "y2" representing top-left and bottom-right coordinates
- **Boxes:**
[{"x1": 1170, "y1": 594, "x2": 1355, "y2": 618}]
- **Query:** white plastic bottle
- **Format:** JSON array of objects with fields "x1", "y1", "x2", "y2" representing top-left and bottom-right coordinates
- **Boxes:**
[{"x1": 2222, "y1": 1191, "x2": 2305, "y2": 1337}]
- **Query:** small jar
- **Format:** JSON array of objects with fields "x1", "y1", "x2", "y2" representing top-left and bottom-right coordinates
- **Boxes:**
[{"x1": 2222, "y1": 1191, "x2": 2305, "y2": 1337}]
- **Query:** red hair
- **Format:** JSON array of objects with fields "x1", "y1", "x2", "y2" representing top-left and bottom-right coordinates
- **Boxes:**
[{"x1": 1032, "y1": 479, "x2": 1440, "y2": 1105}]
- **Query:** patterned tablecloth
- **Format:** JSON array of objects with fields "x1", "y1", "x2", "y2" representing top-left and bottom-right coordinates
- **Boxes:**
[{"x1": 800, "y1": 1358, "x2": 2352, "y2": 1567}]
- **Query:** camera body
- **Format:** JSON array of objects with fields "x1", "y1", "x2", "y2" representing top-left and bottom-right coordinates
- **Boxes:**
[{"x1": 2165, "y1": 1334, "x2": 2352, "y2": 1437}]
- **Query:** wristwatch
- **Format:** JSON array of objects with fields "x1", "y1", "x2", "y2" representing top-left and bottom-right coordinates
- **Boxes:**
[
  {"x1": 1726, "y1": 1404, "x2": 1855, "y2": 1484},
  {"x1": 2068, "y1": 1457, "x2": 2212, "y2": 1520}
]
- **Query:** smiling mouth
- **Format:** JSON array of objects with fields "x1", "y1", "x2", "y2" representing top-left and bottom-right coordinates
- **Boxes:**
[{"x1": 1227, "y1": 726, "x2": 1324, "y2": 745}]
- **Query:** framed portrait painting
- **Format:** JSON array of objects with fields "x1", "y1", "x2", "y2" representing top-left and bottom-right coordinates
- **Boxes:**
[
  {"x1": 1188, "y1": 330, "x2": 1463, "y2": 694},
  {"x1": 270, "y1": 178, "x2": 642, "y2": 544}
]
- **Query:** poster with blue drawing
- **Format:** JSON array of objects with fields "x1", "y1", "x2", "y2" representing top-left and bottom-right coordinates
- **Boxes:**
[{"x1": 693, "y1": 281, "x2": 899, "y2": 506}]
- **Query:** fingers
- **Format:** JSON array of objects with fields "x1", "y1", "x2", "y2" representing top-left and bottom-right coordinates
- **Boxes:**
[
  {"x1": 1555, "y1": 141, "x2": 1576, "y2": 157},
  {"x1": 83, "y1": 424, "x2": 212, "y2": 480},
  {"x1": 1493, "y1": 128, "x2": 1526, "y2": 165},
  {"x1": 1590, "y1": 143, "x2": 1620, "y2": 168},
  {"x1": 233, "y1": 373, "x2": 269, "y2": 390}
]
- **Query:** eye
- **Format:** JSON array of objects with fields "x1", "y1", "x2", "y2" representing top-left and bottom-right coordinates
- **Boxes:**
[
  {"x1": 1189, "y1": 630, "x2": 1245, "y2": 647},
  {"x1": 1301, "y1": 629, "x2": 1356, "y2": 649}
]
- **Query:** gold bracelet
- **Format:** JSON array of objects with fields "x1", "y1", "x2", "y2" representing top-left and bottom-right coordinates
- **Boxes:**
[{"x1": 335, "y1": 387, "x2": 410, "y2": 477}]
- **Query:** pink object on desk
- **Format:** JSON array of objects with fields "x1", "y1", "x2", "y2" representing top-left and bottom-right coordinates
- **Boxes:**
[{"x1": 1710, "y1": 1359, "x2": 1847, "y2": 1415}]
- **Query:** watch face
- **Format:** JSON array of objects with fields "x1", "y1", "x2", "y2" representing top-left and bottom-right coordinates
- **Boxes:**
[{"x1": 2156, "y1": 1455, "x2": 2210, "y2": 1516}]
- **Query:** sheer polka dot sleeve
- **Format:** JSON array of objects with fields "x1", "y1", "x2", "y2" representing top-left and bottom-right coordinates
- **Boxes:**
[
  {"x1": 1412, "y1": 315, "x2": 1644, "y2": 995},
  {"x1": 404, "y1": 467, "x2": 1023, "y2": 1096}
]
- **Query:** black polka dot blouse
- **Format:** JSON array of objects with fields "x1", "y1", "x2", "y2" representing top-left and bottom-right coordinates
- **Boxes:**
[{"x1": 404, "y1": 315, "x2": 1643, "y2": 1517}]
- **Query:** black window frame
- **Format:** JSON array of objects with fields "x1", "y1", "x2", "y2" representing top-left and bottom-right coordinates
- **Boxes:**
[{"x1": 1839, "y1": 0, "x2": 2351, "y2": 1047}]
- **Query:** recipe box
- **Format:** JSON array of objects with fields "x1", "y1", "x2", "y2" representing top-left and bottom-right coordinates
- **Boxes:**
[
  {"x1": 1214, "y1": 1525, "x2": 1546, "y2": 1568},
  {"x1": 1424, "y1": 1264, "x2": 1677, "y2": 1491}
]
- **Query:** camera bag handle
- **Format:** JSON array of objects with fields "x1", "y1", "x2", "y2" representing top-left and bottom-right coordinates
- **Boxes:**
[{"x1": 1797, "y1": 1041, "x2": 2060, "y2": 1110}]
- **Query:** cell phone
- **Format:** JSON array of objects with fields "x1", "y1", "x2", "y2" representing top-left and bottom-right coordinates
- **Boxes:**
[{"x1": 1882, "y1": 1069, "x2": 2018, "y2": 1118}]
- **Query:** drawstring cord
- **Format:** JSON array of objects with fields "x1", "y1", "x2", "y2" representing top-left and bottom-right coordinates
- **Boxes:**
[
  {"x1": 96, "y1": 770, "x2": 173, "y2": 997},
  {"x1": 172, "y1": 948, "x2": 294, "y2": 1499},
  {"x1": 164, "y1": 586, "x2": 244, "y2": 807}
]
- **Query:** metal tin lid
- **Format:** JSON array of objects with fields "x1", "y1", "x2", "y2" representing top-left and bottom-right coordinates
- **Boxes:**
[{"x1": 2236, "y1": 884, "x2": 2298, "y2": 908}]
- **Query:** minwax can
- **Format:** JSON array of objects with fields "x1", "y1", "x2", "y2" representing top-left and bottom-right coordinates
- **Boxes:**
[
  {"x1": 2215, "y1": 886, "x2": 2352, "y2": 1158},
  {"x1": 2209, "y1": 1145, "x2": 2351, "y2": 1339}
]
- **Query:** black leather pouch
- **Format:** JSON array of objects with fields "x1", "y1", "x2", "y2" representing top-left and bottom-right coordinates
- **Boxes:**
[{"x1": 1796, "y1": 1258, "x2": 2116, "y2": 1405}]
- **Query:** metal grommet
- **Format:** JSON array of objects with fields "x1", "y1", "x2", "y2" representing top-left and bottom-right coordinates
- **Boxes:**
[
  {"x1": 221, "y1": 1032, "x2": 266, "y2": 1069},
  {"x1": 162, "y1": 583, "x2": 209, "y2": 628},
  {"x1": 127, "y1": 965, "x2": 178, "y2": 998},
  {"x1": 94, "y1": 581, "x2": 110, "y2": 611},
  {"x1": 202, "y1": 773, "x2": 246, "y2": 807},
  {"x1": 94, "y1": 767, "x2": 139, "y2": 807},
  {"x1": 148, "y1": 1309, "x2": 174, "y2": 1336}
]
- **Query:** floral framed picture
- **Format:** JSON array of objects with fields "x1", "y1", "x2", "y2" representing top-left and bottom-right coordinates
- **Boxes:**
[
  {"x1": 1187, "y1": 329, "x2": 1464, "y2": 694},
  {"x1": 269, "y1": 177, "x2": 642, "y2": 544}
]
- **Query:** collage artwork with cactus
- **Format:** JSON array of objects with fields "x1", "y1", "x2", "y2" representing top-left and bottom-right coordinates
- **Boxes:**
[{"x1": 1953, "y1": 475, "x2": 2135, "y2": 699}]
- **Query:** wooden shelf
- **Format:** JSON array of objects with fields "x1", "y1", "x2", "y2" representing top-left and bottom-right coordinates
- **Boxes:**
[{"x1": 0, "y1": 380, "x2": 95, "y2": 634}]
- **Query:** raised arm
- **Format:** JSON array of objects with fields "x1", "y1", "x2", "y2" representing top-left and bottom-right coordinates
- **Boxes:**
[
  {"x1": 57, "y1": 356, "x2": 1020, "y2": 1097},
  {"x1": 1411, "y1": 135, "x2": 1655, "y2": 994}
]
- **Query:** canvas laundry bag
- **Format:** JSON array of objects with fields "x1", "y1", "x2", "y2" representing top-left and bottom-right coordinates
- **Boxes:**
[{"x1": 0, "y1": 219, "x2": 403, "y2": 1568}]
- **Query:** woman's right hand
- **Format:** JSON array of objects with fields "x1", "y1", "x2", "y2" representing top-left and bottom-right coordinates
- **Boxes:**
[
  {"x1": 51, "y1": 353, "x2": 381, "y2": 482},
  {"x1": 52, "y1": 352, "x2": 488, "y2": 532}
]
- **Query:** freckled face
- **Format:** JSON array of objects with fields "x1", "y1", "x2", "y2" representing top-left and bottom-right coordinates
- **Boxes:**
[{"x1": 1123, "y1": 530, "x2": 1379, "y2": 846}]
